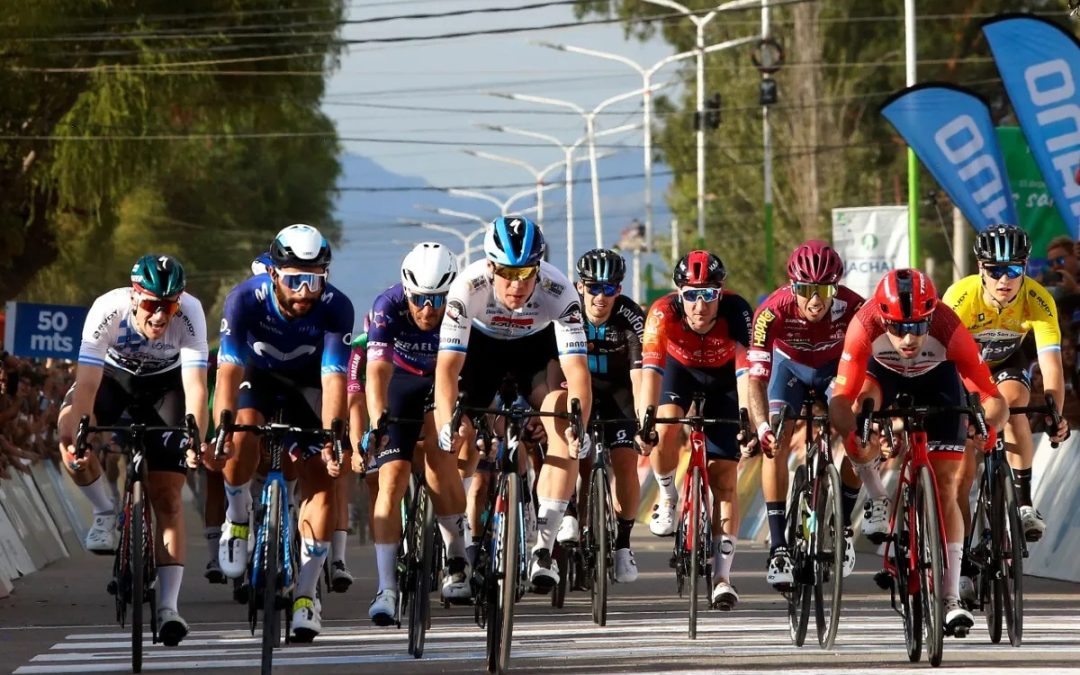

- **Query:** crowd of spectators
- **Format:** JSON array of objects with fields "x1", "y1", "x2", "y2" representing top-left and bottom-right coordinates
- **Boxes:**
[
  {"x1": 1029, "y1": 234, "x2": 1080, "y2": 428},
  {"x1": 0, "y1": 354, "x2": 72, "y2": 479}
]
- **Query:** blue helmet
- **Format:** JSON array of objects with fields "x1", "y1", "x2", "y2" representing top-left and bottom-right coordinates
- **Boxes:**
[
  {"x1": 250, "y1": 252, "x2": 273, "y2": 276},
  {"x1": 484, "y1": 216, "x2": 545, "y2": 267}
]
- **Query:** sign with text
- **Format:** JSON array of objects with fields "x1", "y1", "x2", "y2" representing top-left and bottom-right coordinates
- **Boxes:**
[
  {"x1": 3, "y1": 302, "x2": 88, "y2": 360},
  {"x1": 832, "y1": 206, "x2": 910, "y2": 298}
]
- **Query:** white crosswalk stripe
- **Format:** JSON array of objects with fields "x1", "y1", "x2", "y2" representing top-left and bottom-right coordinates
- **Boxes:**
[{"x1": 14, "y1": 599, "x2": 1080, "y2": 674}]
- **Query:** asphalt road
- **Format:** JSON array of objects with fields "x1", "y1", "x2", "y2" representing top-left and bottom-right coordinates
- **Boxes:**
[{"x1": 2, "y1": 519, "x2": 1079, "y2": 674}]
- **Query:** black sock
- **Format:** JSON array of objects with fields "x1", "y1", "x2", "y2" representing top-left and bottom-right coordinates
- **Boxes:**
[
  {"x1": 766, "y1": 501, "x2": 786, "y2": 553},
  {"x1": 616, "y1": 518, "x2": 635, "y2": 550},
  {"x1": 1013, "y1": 468, "x2": 1033, "y2": 508},
  {"x1": 841, "y1": 484, "x2": 861, "y2": 529}
]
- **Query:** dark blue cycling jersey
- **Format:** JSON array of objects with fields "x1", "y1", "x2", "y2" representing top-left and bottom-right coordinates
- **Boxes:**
[
  {"x1": 367, "y1": 283, "x2": 439, "y2": 377},
  {"x1": 218, "y1": 274, "x2": 354, "y2": 379}
]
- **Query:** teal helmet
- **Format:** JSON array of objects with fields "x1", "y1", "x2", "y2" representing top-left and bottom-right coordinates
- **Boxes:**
[{"x1": 131, "y1": 254, "x2": 186, "y2": 298}]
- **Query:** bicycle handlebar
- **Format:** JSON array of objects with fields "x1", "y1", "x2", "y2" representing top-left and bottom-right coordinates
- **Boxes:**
[
  {"x1": 1009, "y1": 393, "x2": 1068, "y2": 448},
  {"x1": 74, "y1": 414, "x2": 200, "y2": 461},
  {"x1": 638, "y1": 403, "x2": 753, "y2": 447},
  {"x1": 857, "y1": 392, "x2": 988, "y2": 446},
  {"x1": 213, "y1": 409, "x2": 346, "y2": 462}
]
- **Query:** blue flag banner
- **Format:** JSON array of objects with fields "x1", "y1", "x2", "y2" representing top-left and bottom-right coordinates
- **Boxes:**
[
  {"x1": 984, "y1": 14, "x2": 1080, "y2": 239},
  {"x1": 881, "y1": 83, "x2": 1018, "y2": 231}
]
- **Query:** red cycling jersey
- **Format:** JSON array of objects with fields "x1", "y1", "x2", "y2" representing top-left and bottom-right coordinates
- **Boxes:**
[
  {"x1": 748, "y1": 285, "x2": 864, "y2": 380},
  {"x1": 641, "y1": 291, "x2": 752, "y2": 372},
  {"x1": 833, "y1": 300, "x2": 998, "y2": 401}
]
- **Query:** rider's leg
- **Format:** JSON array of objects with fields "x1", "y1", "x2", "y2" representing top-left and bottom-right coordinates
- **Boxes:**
[
  {"x1": 296, "y1": 457, "x2": 336, "y2": 603},
  {"x1": 221, "y1": 408, "x2": 264, "y2": 526},
  {"x1": 57, "y1": 403, "x2": 114, "y2": 509},
  {"x1": 373, "y1": 458, "x2": 411, "y2": 592},
  {"x1": 931, "y1": 452, "x2": 966, "y2": 602},
  {"x1": 147, "y1": 470, "x2": 187, "y2": 614},
  {"x1": 762, "y1": 419, "x2": 794, "y2": 552},
  {"x1": 611, "y1": 445, "x2": 641, "y2": 546},
  {"x1": 651, "y1": 406, "x2": 683, "y2": 507},
  {"x1": 998, "y1": 378, "x2": 1035, "y2": 505},
  {"x1": 533, "y1": 389, "x2": 578, "y2": 558},
  {"x1": 332, "y1": 468, "x2": 351, "y2": 565},
  {"x1": 204, "y1": 469, "x2": 225, "y2": 563},
  {"x1": 708, "y1": 458, "x2": 740, "y2": 590},
  {"x1": 427, "y1": 414, "x2": 469, "y2": 555}
]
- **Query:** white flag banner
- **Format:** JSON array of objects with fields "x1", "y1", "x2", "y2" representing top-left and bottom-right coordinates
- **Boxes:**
[{"x1": 831, "y1": 206, "x2": 910, "y2": 298}]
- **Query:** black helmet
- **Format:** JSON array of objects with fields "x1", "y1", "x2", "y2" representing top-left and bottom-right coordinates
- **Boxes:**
[
  {"x1": 974, "y1": 225, "x2": 1031, "y2": 265},
  {"x1": 576, "y1": 248, "x2": 626, "y2": 284},
  {"x1": 673, "y1": 250, "x2": 726, "y2": 287}
]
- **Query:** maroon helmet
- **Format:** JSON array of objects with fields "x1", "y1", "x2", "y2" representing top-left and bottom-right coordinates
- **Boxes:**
[
  {"x1": 673, "y1": 250, "x2": 726, "y2": 287},
  {"x1": 787, "y1": 240, "x2": 844, "y2": 284}
]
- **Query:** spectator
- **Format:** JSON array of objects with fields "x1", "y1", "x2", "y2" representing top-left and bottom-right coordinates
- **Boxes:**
[
  {"x1": 1042, "y1": 235, "x2": 1080, "y2": 298},
  {"x1": 0, "y1": 356, "x2": 72, "y2": 479}
]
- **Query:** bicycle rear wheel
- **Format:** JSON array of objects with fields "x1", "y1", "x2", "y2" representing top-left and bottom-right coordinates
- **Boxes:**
[
  {"x1": 261, "y1": 482, "x2": 281, "y2": 675},
  {"x1": 487, "y1": 473, "x2": 520, "y2": 674},
  {"x1": 688, "y1": 467, "x2": 702, "y2": 640},
  {"x1": 916, "y1": 466, "x2": 945, "y2": 667},
  {"x1": 409, "y1": 489, "x2": 435, "y2": 658},
  {"x1": 589, "y1": 467, "x2": 609, "y2": 626},
  {"x1": 814, "y1": 463, "x2": 844, "y2": 649},
  {"x1": 552, "y1": 543, "x2": 568, "y2": 608},
  {"x1": 993, "y1": 465, "x2": 1023, "y2": 647},
  {"x1": 131, "y1": 481, "x2": 144, "y2": 674},
  {"x1": 895, "y1": 484, "x2": 922, "y2": 663},
  {"x1": 786, "y1": 465, "x2": 811, "y2": 647}
]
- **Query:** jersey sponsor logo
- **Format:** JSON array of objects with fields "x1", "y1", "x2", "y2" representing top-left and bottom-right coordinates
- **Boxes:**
[
  {"x1": 540, "y1": 277, "x2": 565, "y2": 297},
  {"x1": 342, "y1": 332, "x2": 353, "y2": 346},
  {"x1": 835, "y1": 374, "x2": 847, "y2": 385},
  {"x1": 92, "y1": 309, "x2": 120, "y2": 340},
  {"x1": 749, "y1": 363, "x2": 769, "y2": 377},
  {"x1": 252, "y1": 341, "x2": 317, "y2": 362},
  {"x1": 179, "y1": 313, "x2": 196, "y2": 337},
  {"x1": 1029, "y1": 288, "x2": 1054, "y2": 317},
  {"x1": 841, "y1": 351, "x2": 853, "y2": 361},
  {"x1": 830, "y1": 297, "x2": 849, "y2": 321},
  {"x1": 446, "y1": 299, "x2": 467, "y2": 324},
  {"x1": 371, "y1": 310, "x2": 389, "y2": 329},
  {"x1": 255, "y1": 283, "x2": 269, "y2": 302},
  {"x1": 442, "y1": 337, "x2": 461, "y2": 345},
  {"x1": 616, "y1": 303, "x2": 645, "y2": 333},
  {"x1": 468, "y1": 275, "x2": 488, "y2": 291},
  {"x1": 747, "y1": 349, "x2": 771, "y2": 363},
  {"x1": 322, "y1": 291, "x2": 335, "y2": 303},
  {"x1": 490, "y1": 315, "x2": 534, "y2": 329},
  {"x1": 559, "y1": 301, "x2": 583, "y2": 325},
  {"x1": 752, "y1": 308, "x2": 777, "y2": 348},
  {"x1": 950, "y1": 290, "x2": 969, "y2": 309}
]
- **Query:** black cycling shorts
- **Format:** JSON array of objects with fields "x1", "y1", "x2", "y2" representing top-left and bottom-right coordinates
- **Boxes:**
[
  {"x1": 657, "y1": 356, "x2": 739, "y2": 462},
  {"x1": 989, "y1": 348, "x2": 1032, "y2": 390},
  {"x1": 459, "y1": 325, "x2": 557, "y2": 409},
  {"x1": 237, "y1": 365, "x2": 324, "y2": 460},
  {"x1": 866, "y1": 360, "x2": 967, "y2": 455},
  {"x1": 373, "y1": 369, "x2": 433, "y2": 468}
]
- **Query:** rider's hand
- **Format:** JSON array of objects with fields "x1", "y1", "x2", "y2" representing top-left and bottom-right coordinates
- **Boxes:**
[
  {"x1": 199, "y1": 441, "x2": 226, "y2": 471},
  {"x1": 438, "y1": 420, "x2": 467, "y2": 453},
  {"x1": 564, "y1": 425, "x2": 589, "y2": 460},
  {"x1": 351, "y1": 448, "x2": 367, "y2": 475},
  {"x1": 524, "y1": 417, "x2": 547, "y2": 445},
  {"x1": 752, "y1": 421, "x2": 774, "y2": 459},
  {"x1": 1049, "y1": 415, "x2": 1070, "y2": 444},
  {"x1": 59, "y1": 439, "x2": 85, "y2": 472},
  {"x1": 636, "y1": 422, "x2": 658, "y2": 457},
  {"x1": 877, "y1": 424, "x2": 904, "y2": 460},
  {"x1": 322, "y1": 442, "x2": 342, "y2": 478}
]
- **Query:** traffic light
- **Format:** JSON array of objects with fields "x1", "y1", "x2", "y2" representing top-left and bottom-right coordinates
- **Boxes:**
[
  {"x1": 760, "y1": 77, "x2": 778, "y2": 106},
  {"x1": 705, "y1": 92, "x2": 722, "y2": 130}
]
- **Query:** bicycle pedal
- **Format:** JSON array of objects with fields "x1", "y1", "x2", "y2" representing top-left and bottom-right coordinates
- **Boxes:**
[
  {"x1": 668, "y1": 555, "x2": 678, "y2": 569},
  {"x1": 873, "y1": 570, "x2": 893, "y2": 591},
  {"x1": 866, "y1": 532, "x2": 888, "y2": 546},
  {"x1": 106, "y1": 579, "x2": 118, "y2": 596}
]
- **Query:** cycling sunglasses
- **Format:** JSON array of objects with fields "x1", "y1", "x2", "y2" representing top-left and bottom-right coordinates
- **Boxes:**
[
  {"x1": 883, "y1": 318, "x2": 930, "y2": 337},
  {"x1": 1050, "y1": 255, "x2": 1069, "y2": 267},
  {"x1": 791, "y1": 282, "x2": 838, "y2": 299},
  {"x1": 407, "y1": 292, "x2": 447, "y2": 309},
  {"x1": 584, "y1": 282, "x2": 619, "y2": 297},
  {"x1": 492, "y1": 263, "x2": 539, "y2": 282},
  {"x1": 137, "y1": 295, "x2": 181, "y2": 317},
  {"x1": 680, "y1": 287, "x2": 721, "y2": 303},
  {"x1": 981, "y1": 263, "x2": 1025, "y2": 280},
  {"x1": 277, "y1": 271, "x2": 327, "y2": 293}
]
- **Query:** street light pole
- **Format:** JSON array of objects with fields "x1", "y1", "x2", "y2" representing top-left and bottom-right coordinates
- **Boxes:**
[
  {"x1": 398, "y1": 219, "x2": 486, "y2": 266},
  {"x1": 446, "y1": 187, "x2": 549, "y2": 218},
  {"x1": 905, "y1": 0, "x2": 919, "y2": 267}
]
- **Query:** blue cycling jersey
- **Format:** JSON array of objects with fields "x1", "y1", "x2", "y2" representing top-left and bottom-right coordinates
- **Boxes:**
[
  {"x1": 218, "y1": 274, "x2": 354, "y2": 379},
  {"x1": 367, "y1": 283, "x2": 439, "y2": 377}
]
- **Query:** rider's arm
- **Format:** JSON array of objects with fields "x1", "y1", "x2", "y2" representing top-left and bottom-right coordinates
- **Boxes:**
[
  {"x1": 828, "y1": 309, "x2": 874, "y2": 439},
  {"x1": 1027, "y1": 281, "x2": 1066, "y2": 418},
  {"x1": 214, "y1": 285, "x2": 249, "y2": 424},
  {"x1": 636, "y1": 298, "x2": 668, "y2": 419},
  {"x1": 320, "y1": 294, "x2": 355, "y2": 430},
  {"x1": 347, "y1": 347, "x2": 368, "y2": 450},
  {"x1": 213, "y1": 363, "x2": 244, "y2": 427},
  {"x1": 60, "y1": 293, "x2": 118, "y2": 448},
  {"x1": 434, "y1": 277, "x2": 475, "y2": 431},
  {"x1": 365, "y1": 359, "x2": 392, "y2": 427},
  {"x1": 59, "y1": 364, "x2": 103, "y2": 449},
  {"x1": 181, "y1": 367, "x2": 209, "y2": 441},
  {"x1": 178, "y1": 294, "x2": 211, "y2": 437},
  {"x1": 562, "y1": 354, "x2": 592, "y2": 427},
  {"x1": 747, "y1": 300, "x2": 779, "y2": 430}
]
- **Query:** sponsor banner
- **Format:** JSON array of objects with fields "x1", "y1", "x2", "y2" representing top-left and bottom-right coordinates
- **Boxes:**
[
  {"x1": 881, "y1": 83, "x2": 1018, "y2": 230},
  {"x1": 831, "y1": 206, "x2": 910, "y2": 298},
  {"x1": 998, "y1": 126, "x2": 1072, "y2": 266},
  {"x1": 3, "y1": 301, "x2": 89, "y2": 360},
  {"x1": 1029, "y1": 432, "x2": 1080, "y2": 583},
  {"x1": 984, "y1": 15, "x2": 1080, "y2": 239}
]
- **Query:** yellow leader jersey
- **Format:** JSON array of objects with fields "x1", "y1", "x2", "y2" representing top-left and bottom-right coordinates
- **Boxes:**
[{"x1": 941, "y1": 274, "x2": 1061, "y2": 366}]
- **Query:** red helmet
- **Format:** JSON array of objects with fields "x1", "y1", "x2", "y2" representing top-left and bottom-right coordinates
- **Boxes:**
[
  {"x1": 874, "y1": 268, "x2": 938, "y2": 321},
  {"x1": 787, "y1": 240, "x2": 844, "y2": 284},
  {"x1": 673, "y1": 250, "x2": 726, "y2": 287}
]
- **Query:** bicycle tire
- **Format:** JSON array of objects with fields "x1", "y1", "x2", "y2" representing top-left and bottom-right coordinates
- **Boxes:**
[
  {"x1": 552, "y1": 544, "x2": 568, "y2": 608},
  {"x1": 982, "y1": 474, "x2": 1002, "y2": 644},
  {"x1": 487, "y1": 473, "x2": 520, "y2": 674},
  {"x1": 409, "y1": 489, "x2": 435, "y2": 658},
  {"x1": 590, "y1": 467, "x2": 609, "y2": 626},
  {"x1": 261, "y1": 481, "x2": 281, "y2": 675},
  {"x1": 786, "y1": 465, "x2": 810, "y2": 647},
  {"x1": 688, "y1": 466, "x2": 701, "y2": 640},
  {"x1": 814, "y1": 463, "x2": 844, "y2": 649},
  {"x1": 131, "y1": 481, "x2": 144, "y2": 674},
  {"x1": 995, "y1": 464, "x2": 1024, "y2": 647},
  {"x1": 916, "y1": 466, "x2": 945, "y2": 667},
  {"x1": 896, "y1": 484, "x2": 922, "y2": 663}
]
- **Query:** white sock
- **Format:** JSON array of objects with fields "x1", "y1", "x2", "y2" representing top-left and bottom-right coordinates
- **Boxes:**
[
  {"x1": 463, "y1": 476, "x2": 474, "y2": 497},
  {"x1": 713, "y1": 535, "x2": 736, "y2": 582},
  {"x1": 532, "y1": 498, "x2": 568, "y2": 554},
  {"x1": 157, "y1": 564, "x2": 183, "y2": 612},
  {"x1": 437, "y1": 513, "x2": 468, "y2": 560},
  {"x1": 82, "y1": 475, "x2": 116, "y2": 516},
  {"x1": 332, "y1": 530, "x2": 348, "y2": 564},
  {"x1": 375, "y1": 543, "x2": 398, "y2": 592},
  {"x1": 205, "y1": 526, "x2": 221, "y2": 559},
  {"x1": 945, "y1": 542, "x2": 963, "y2": 599},
  {"x1": 654, "y1": 470, "x2": 678, "y2": 504},
  {"x1": 852, "y1": 459, "x2": 887, "y2": 500},
  {"x1": 298, "y1": 538, "x2": 329, "y2": 600},
  {"x1": 224, "y1": 480, "x2": 252, "y2": 523}
]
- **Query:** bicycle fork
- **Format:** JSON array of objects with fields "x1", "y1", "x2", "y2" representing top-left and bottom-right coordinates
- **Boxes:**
[{"x1": 250, "y1": 475, "x2": 293, "y2": 597}]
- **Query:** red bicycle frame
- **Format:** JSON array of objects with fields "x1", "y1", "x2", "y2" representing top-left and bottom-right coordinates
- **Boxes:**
[{"x1": 680, "y1": 429, "x2": 711, "y2": 555}]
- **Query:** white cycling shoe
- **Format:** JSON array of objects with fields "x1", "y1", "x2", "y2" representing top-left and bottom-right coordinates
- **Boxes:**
[
  {"x1": 156, "y1": 608, "x2": 189, "y2": 647},
  {"x1": 442, "y1": 556, "x2": 472, "y2": 601},
  {"x1": 862, "y1": 497, "x2": 890, "y2": 544},
  {"x1": 218, "y1": 520, "x2": 250, "y2": 579},
  {"x1": 711, "y1": 580, "x2": 739, "y2": 610},
  {"x1": 1019, "y1": 506, "x2": 1046, "y2": 543},
  {"x1": 529, "y1": 548, "x2": 560, "y2": 590},
  {"x1": 557, "y1": 515, "x2": 580, "y2": 544},
  {"x1": 842, "y1": 527, "x2": 856, "y2": 578},
  {"x1": 291, "y1": 597, "x2": 321, "y2": 643},
  {"x1": 614, "y1": 548, "x2": 639, "y2": 583},
  {"x1": 85, "y1": 513, "x2": 118, "y2": 554},
  {"x1": 766, "y1": 548, "x2": 794, "y2": 588},
  {"x1": 369, "y1": 589, "x2": 399, "y2": 627},
  {"x1": 649, "y1": 500, "x2": 676, "y2": 537},
  {"x1": 944, "y1": 596, "x2": 974, "y2": 637}
]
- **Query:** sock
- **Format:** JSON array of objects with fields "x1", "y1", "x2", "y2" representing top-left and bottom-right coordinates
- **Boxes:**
[
  {"x1": 157, "y1": 564, "x2": 183, "y2": 612},
  {"x1": 205, "y1": 526, "x2": 221, "y2": 560},
  {"x1": 224, "y1": 480, "x2": 252, "y2": 524},
  {"x1": 766, "y1": 501, "x2": 787, "y2": 552},
  {"x1": 332, "y1": 530, "x2": 348, "y2": 565},
  {"x1": 654, "y1": 469, "x2": 678, "y2": 504},
  {"x1": 1013, "y1": 468, "x2": 1033, "y2": 508},
  {"x1": 462, "y1": 476, "x2": 474, "y2": 497},
  {"x1": 945, "y1": 542, "x2": 963, "y2": 599},
  {"x1": 615, "y1": 518, "x2": 635, "y2": 550},
  {"x1": 298, "y1": 538, "x2": 330, "y2": 600},
  {"x1": 851, "y1": 458, "x2": 886, "y2": 500},
  {"x1": 841, "y1": 484, "x2": 861, "y2": 528},
  {"x1": 82, "y1": 475, "x2": 116, "y2": 516},
  {"x1": 287, "y1": 479, "x2": 299, "y2": 512},
  {"x1": 713, "y1": 535, "x2": 736, "y2": 582},
  {"x1": 375, "y1": 543, "x2": 398, "y2": 592},
  {"x1": 532, "y1": 498, "x2": 569, "y2": 554},
  {"x1": 437, "y1": 513, "x2": 468, "y2": 560}
]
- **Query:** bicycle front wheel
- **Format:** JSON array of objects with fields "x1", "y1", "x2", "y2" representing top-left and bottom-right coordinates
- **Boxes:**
[
  {"x1": 131, "y1": 481, "x2": 144, "y2": 674},
  {"x1": 993, "y1": 464, "x2": 1023, "y2": 647},
  {"x1": 786, "y1": 465, "x2": 811, "y2": 647},
  {"x1": 487, "y1": 473, "x2": 520, "y2": 675},
  {"x1": 688, "y1": 467, "x2": 702, "y2": 640},
  {"x1": 589, "y1": 467, "x2": 610, "y2": 626},
  {"x1": 916, "y1": 466, "x2": 945, "y2": 667},
  {"x1": 409, "y1": 488, "x2": 435, "y2": 658},
  {"x1": 814, "y1": 463, "x2": 844, "y2": 649},
  {"x1": 261, "y1": 481, "x2": 281, "y2": 675}
]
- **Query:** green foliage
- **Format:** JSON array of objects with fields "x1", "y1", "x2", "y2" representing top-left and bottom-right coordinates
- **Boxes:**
[{"x1": 0, "y1": 0, "x2": 345, "y2": 310}]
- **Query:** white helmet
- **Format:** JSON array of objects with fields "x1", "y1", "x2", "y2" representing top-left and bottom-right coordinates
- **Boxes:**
[
  {"x1": 270, "y1": 224, "x2": 331, "y2": 269},
  {"x1": 401, "y1": 242, "x2": 458, "y2": 294}
]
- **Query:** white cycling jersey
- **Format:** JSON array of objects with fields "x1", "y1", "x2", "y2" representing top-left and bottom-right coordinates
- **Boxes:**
[
  {"x1": 439, "y1": 260, "x2": 587, "y2": 357},
  {"x1": 78, "y1": 288, "x2": 209, "y2": 375}
]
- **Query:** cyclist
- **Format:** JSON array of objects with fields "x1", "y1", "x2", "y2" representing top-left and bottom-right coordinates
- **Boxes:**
[
  {"x1": 571, "y1": 248, "x2": 645, "y2": 583},
  {"x1": 941, "y1": 226, "x2": 1069, "y2": 556},
  {"x1": 348, "y1": 331, "x2": 379, "y2": 540},
  {"x1": 215, "y1": 224, "x2": 354, "y2": 643},
  {"x1": 57, "y1": 254, "x2": 209, "y2": 646},
  {"x1": 747, "y1": 241, "x2": 864, "y2": 588},
  {"x1": 829, "y1": 268, "x2": 1009, "y2": 635},
  {"x1": 637, "y1": 250, "x2": 753, "y2": 610},
  {"x1": 364, "y1": 243, "x2": 468, "y2": 625},
  {"x1": 434, "y1": 215, "x2": 591, "y2": 591}
]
